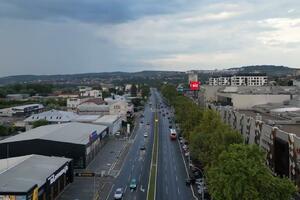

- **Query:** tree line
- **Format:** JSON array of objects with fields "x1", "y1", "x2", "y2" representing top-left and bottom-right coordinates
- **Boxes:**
[{"x1": 161, "y1": 84, "x2": 296, "y2": 200}]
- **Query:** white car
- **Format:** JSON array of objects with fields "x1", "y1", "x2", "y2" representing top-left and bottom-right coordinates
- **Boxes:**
[
  {"x1": 144, "y1": 132, "x2": 148, "y2": 137},
  {"x1": 114, "y1": 188, "x2": 123, "y2": 199}
]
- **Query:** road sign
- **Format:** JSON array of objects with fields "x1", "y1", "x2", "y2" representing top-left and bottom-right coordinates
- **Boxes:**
[{"x1": 75, "y1": 172, "x2": 95, "y2": 177}]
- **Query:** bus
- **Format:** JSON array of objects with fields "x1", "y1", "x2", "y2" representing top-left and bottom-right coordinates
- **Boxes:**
[{"x1": 170, "y1": 129, "x2": 177, "y2": 140}]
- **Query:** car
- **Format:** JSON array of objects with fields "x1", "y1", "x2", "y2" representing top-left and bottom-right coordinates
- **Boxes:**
[
  {"x1": 147, "y1": 122, "x2": 150, "y2": 125},
  {"x1": 144, "y1": 132, "x2": 148, "y2": 137},
  {"x1": 169, "y1": 125, "x2": 172, "y2": 129},
  {"x1": 114, "y1": 188, "x2": 123, "y2": 199},
  {"x1": 130, "y1": 178, "x2": 137, "y2": 190},
  {"x1": 140, "y1": 121, "x2": 144, "y2": 124},
  {"x1": 140, "y1": 144, "x2": 146, "y2": 150}
]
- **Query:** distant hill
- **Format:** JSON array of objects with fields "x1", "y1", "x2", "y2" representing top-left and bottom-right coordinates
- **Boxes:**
[
  {"x1": 0, "y1": 70, "x2": 186, "y2": 85},
  {"x1": 229, "y1": 65, "x2": 297, "y2": 76}
]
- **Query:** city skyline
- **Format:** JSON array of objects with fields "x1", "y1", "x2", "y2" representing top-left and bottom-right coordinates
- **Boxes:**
[{"x1": 0, "y1": 0, "x2": 299, "y2": 76}]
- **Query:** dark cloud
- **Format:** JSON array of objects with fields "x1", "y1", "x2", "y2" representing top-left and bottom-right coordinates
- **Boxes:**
[{"x1": 0, "y1": 0, "x2": 196, "y2": 24}]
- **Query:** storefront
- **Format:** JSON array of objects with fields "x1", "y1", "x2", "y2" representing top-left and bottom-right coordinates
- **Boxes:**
[{"x1": 0, "y1": 155, "x2": 73, "y2": 200}]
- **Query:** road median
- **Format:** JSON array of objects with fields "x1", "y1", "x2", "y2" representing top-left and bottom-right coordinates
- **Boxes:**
[{"x1": 147, "y1": 111, "x2": 159, "y2": 200}]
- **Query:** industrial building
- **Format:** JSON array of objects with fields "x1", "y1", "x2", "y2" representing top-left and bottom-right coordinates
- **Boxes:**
[
  {"x1": 202, "y1": 86, "x2": 298, "y2": 109},
  {"x1": 24, "y1": 109, "x2": 79, "y2": 130},
  {"x1": 0, "y1": 104, "x2": 44, "y2": 117},
  {"x1": 0, "y1": 122, "x2": 108, "y2": 169},
  {"x1": 0, "y1": 154, "x2": 73, "y2": 200},
  {"x1": 93, "y1": 115, "x2": 122, "y2": 135}
]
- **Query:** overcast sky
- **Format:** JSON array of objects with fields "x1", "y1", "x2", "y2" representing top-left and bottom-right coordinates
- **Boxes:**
[{"x1": 0, "y1": 0, "x2": 299, "y2": 76}]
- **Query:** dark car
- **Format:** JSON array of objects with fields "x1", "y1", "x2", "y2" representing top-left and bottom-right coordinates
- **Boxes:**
[{"x1": 140, "y1": 144, "x2": 146, "y2": 150}]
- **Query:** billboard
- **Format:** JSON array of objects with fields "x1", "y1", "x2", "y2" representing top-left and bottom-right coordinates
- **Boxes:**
[{"x1": 189, "y1": 81, "x2": 200, "y2": 91}]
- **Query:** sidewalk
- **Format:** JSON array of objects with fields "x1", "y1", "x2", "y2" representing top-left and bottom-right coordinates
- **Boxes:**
[{"x1": 58, "y1": 137, "x2": 129, "y2": 200}]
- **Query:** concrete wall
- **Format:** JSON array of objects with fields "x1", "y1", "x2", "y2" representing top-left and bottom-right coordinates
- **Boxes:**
[
  {"x1": 210, "y1": 104, "x2": 300, "y2": 186},
  {"x1": 202, "y1": 85, "x2": 224, "y2": 102},
  {"x1": 218, "y1": 94, "x2": 291, "y2": 109}
]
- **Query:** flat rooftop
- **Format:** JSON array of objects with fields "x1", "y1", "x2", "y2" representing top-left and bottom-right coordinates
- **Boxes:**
[
  {"x1": 0, "y1": 154, "x2": 71, "y2": 193},
  {"x1": 0, "y1": 122, "x2": 107, "y2": 145},
  {"x1": 94, "y1": 114, "x2": 120, "y2": 124},
  {"x1": 239, "y1": 110, "x2": 300, "y2": 137}
]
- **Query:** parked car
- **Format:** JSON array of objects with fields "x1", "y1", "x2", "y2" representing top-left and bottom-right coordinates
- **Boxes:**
[
  {"x1": 114, "y1": 188, "x2": 123, "y2": 199},
  {"x1": 144, "y1": 132, "x2": 148, "y2": 137}
]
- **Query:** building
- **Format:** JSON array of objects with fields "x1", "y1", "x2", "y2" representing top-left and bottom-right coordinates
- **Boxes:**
[
  {"x1": 67, "y1": 98, "x2": 86, "y2": 110},
  {"x1": 209, "y1": 103, "x2": 300, "y2": 187},
  {"x1": 78, "y1": 86, "x2": 102, "y2": 98},
  {"x1": 0, "y1": 104, "x2": 44, "y2": 117},
  {"x1": 104, "y1": 95, "x2": 133, "y2": 118},
  {"x1": 125, "y1": 84, "x2": 132, "y2": 92},
  {"x1": 0, "y1": 122, "x2": 108, "y2": 169},
  {"x1": 209, "y1": 73, "x2": 268, "y2": 86},
  {"x1": 0, "y1": 155, "x2": 73, "y2": 200},
  {"x1": 77, "y1": 98, "x2": 109, "y2": 115},
  {"x1": 109, "y1": 101, "x2": 133, "y2": 118},
  {"x1": 187, "y1": 70, "x2": 198, "y2": 83},
  {"x1": 6, "y1": 94, "x2": 29, "y2": 101},
  {"x1": 93, "y1": 115, "x2": 122, "y2": 135},
  {"x1": 24, "y1": 109, "x2": 79, "y2": 129},
  {"x1": 215, "y1": 86, "x2": 297, "y2": 109}
]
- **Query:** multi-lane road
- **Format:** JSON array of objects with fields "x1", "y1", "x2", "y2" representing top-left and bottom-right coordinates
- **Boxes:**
[
  {"x1": 107, "y1": 88, "x2": 194, "y2": 200},
  {"x1": 107, "y1": 89, "x2": 156, "y2": 200}
]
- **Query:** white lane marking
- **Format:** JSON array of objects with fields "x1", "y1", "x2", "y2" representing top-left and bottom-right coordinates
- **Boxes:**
[
  {"x1": 166, "y1": 185, "x2": 168, "y2": 195},
  {"x1": 105, "y1": 184, "x2": 114, "y2": 200},
  {"x1": 124, "y1": 186, "x2": 127, "y2": 194},
  {"x1": 139, "y1": 173, "x2": 142, "y2": 182},
  {"x1": 128, "y1": 175, "x2": 131, "y2": 182},
  {"x1": 178, "y1": 187, "x2": 180, "y2": 194},
  {"x1": 176, "y1": 175, "x2": 178, "y2": 182}
]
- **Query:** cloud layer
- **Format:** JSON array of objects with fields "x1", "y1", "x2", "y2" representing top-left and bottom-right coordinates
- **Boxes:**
[{"x1": 0, "y1": 0, "x2": 299, "y2": 76}]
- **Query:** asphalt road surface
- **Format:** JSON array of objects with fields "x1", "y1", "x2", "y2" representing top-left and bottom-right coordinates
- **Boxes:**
[
  {"x1": 155, "y1": 90, "x2": 194, "y2": 200},
  {"x1": 107, "y1": 89, "x2": 156, "y2": 200},
  {"x1": 107, "y1": 88, "x2": 194, "y2": 200}
]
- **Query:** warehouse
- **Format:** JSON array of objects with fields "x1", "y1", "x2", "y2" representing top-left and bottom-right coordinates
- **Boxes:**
[
  {"x1": 0, "y1": 122, "x2": 108, "y2": 168},
  {"x1": 0, "y1": 154, "x2": 73, "y2": 200},
  {"x1": 93, "y1": 114, "x2": 122, "y2": 135}
]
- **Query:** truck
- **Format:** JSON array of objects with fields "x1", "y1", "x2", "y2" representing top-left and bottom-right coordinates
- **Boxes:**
[{"x1": 170, "y1": 128, "x2": 177, "y2": 140}]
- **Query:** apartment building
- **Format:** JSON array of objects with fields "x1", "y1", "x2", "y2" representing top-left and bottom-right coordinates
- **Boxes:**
[{"x1": 209, "y1": 73, "x2": 268, "y2": 86}]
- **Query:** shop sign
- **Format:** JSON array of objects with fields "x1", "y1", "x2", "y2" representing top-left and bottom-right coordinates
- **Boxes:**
[
  {"x1": 89, "y1": 130, "x2": 98, "y2": 143},
  {"x1": 48, "y1": 165, "x2": 68, "y2": 185}
]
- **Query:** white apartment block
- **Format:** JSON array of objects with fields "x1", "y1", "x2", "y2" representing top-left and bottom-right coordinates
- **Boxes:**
[{"x1": 209, "y1": 74, "x2": 268, "y2": 86}]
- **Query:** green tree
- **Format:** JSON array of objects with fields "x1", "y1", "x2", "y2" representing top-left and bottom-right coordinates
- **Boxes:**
[
  {"x1": 207, "y1": 144, "x2": 297, "y2": 200},
  {"x1": 130, "y1": 84, "x2": 137, "y2": 97},
  {"x1": 32, "y1": 119, "x2": 49, "y2": 128},
  {"x1": 140, "y1": 84, "x2": 150, "y2": 99},
  {"x1": 0, "y1": 125, "x2": 9, "y2": 136}
]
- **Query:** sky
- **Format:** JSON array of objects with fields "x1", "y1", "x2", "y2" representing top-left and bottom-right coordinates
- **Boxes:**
[{"x1": 0, "y1": 0, "x2": 299, "y2": 76}]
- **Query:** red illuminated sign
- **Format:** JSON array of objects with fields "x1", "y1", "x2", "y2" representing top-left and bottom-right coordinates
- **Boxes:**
[{"x1": 189, "y1": 81, "x2": 200, "y2": 91}]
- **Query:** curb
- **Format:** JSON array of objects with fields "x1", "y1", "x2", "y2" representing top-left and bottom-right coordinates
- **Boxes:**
[{"x1": 177, "y1": 135, "x2": 199, "y2": 200}]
